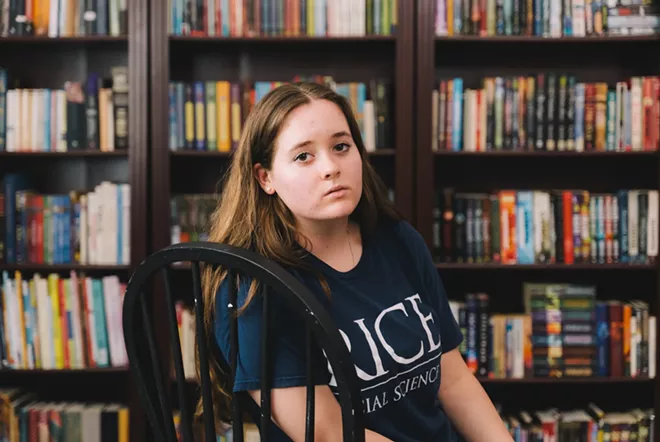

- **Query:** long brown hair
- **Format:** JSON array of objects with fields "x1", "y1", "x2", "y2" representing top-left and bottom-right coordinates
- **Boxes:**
[{"x1": 195, "y1": 81, "x2": 402, "y2": 428}]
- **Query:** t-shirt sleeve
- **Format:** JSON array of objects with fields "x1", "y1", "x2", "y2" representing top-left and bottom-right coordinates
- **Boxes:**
[
  {"x1": 395, "y1": 221, "x2": 464, "y2": 354},
  {"x1": 214, "y1": 275, "x2": 332, "y2": 393}
]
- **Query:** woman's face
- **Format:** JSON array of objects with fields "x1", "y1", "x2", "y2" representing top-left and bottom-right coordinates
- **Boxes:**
[{"x1": 255, "y1": 99, "x2": 363, "y2": 227}]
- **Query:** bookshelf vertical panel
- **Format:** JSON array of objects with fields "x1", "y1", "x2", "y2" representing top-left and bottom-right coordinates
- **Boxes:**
[
  {"x1": 415, "y1": 0, "x2": 437, "y2": 247},
  {"x1": 129, "y1": 0, "x2": 151, "y2": 440},
  {"x1": 148, "y1": 1, "x2": 176, "y2": 441},
  {"x1": 395, "y1": 0, "x2": 415, "y2": 223},
  {"x1": 150, "y1": 0, "x2": 171, "y2": 254}
]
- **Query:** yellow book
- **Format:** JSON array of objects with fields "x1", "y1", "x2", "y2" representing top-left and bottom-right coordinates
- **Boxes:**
[
  {"x1": 185, "y1": 87, "x2": 195, "y2": 148},
  {"x1": 230, "y1": 89, "x2": 242, "y2": 150},
  {"x1": 118, "y1": 406, "x2": 130, "y2": 442},
  {"x1": 216, "y1": 81, "x2": 231, "y2": 152},
  {"x1": 48, "y1": 274, "x2": 63, "y2": 369},
  {"x1": 307, "y1": 0, "x2": 314, "y2": 36}
]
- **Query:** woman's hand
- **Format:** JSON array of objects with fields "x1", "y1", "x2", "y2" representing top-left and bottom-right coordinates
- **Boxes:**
[{"x1": 437, "y1": 348, "x2": 514, "y2": 442}]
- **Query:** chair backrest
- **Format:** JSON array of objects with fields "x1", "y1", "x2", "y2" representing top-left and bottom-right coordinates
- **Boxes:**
[{"x1": 122, "y1": 241, "x2": 366, "y2": 442}]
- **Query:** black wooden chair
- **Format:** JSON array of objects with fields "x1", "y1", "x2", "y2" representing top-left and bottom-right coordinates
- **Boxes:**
[{"x1": 122, "y1": 241, "x2": 366, "y2": 442}]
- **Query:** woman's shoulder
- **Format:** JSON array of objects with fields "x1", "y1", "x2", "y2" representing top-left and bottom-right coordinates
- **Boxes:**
[{"x1": 374, "y1": 217, "x2": 427, "y2": 252}]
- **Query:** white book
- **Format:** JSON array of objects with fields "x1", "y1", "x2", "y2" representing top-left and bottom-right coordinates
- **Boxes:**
[
  {"x1": 110, "y1": 0, "x2": 120, "y2": 36},
  {"x1": 49, "y1": 0, "x2": 60, "y2": 37},
  {"x1": 121, "y1": 184, "x2": 131, "y2": 265},
  {"x1": 649, "y1": 316, "x2": 656, "y2": 379},
  {"x1": 363, "y1": 100, "x2": 376, "y2": 152},
  {"x1": 631, "y1": 77, "x2": 642, "y2": 151},
  {"x1": 21, "y1": 90, "x2": 29, "y2": 151}
]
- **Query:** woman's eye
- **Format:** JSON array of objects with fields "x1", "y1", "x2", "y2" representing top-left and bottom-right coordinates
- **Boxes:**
[
  {"x1": 294, "y1": 152, "x2": 309, "y2": 162},
  {"x1": 335, "y1": 143, "x2": 350, "y2": 152}
]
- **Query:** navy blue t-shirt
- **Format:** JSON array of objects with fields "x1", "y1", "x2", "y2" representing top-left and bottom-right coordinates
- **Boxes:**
[{"x1": 214, "y1": 219, "x2": 464, "y2": 441}]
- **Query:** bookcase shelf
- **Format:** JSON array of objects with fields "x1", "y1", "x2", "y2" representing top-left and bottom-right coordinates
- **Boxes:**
[
  {"x1": 0, "y1": 263, "x2": 133, "y2": 272},
  {"x1": 0, "y1": 150, "x2": 128, "y2": 157},
  {"x1": 0, "y1": 367, "x2": 130, "y2": 374},
  {"x1": 478, "y1": 376, "x2": 654, "y2": 383},
  {"x1": 435, "y1": 35, "x2": 660, "y2": 43},
  {"x1": 169, "y1": 35, "x2": 397, "y2": 43},
  {"x1": 434, "y1": 263, "x2": 657, "y2": 270},
  {"x1": 433, "y1": 150, "x2": 658, "y2": 157},
  {"x1": 0, "y1": 36, "x2": 128, "y2": 44}
]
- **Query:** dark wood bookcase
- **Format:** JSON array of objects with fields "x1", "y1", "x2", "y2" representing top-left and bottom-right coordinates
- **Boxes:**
[
  {"x1": 416, "y1": 0, "x2": 660, "y2": 435},
  {"x1": 0, "y1": 0, "x2": 148, "y2": 440}
]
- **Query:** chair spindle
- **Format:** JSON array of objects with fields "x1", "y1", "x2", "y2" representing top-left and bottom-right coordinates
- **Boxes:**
[
  {"x1": 191, "y1": 261, "x2": 217, "y2": 442},
  {"x1": 260, "y1": 285, "x2": 272, "y2": 441},
  {"x1": 139, "y1": 292, "x2": 178, "y2": 442},
  {"x1": 227, "y1": 269, "x2": 244, "y2": 442},
  {"x1": 161, "y1": 267, "x2": 195, "y2": 442},
  {"x1": 305, "y1": 325, "x2": 316, "y2": 442}
]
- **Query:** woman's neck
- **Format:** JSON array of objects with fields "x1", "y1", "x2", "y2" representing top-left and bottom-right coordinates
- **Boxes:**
[{"x1": 297, "y1": 218, "x2": 363, "y2": 272}]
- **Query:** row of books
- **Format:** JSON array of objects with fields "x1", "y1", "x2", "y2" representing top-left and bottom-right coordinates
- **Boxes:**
[
  {"x1": 496, "y1": 403, "x2": 654, "y2": 441},
  {"x1": 0, "y1": 271, "x2": 128, "y2": 370},
  {"x1": 0, "y1": 388, "x2": 129, "y2": 442},
  {"x1": 0, "y1": 68, "x2": 129, "y2": 153},
  {"x1": 0, "y1": 0, "x2": 128, "y2": 37},
  {"x1": 168, "y1": 0, "x2": 397, "y2": 37},
  {"x1": 432, "y1": 188, "x2": 659, "y2": 265},
  {"x1": 449, "y1": 284, "x2": 656, "y2": 379},
  {"x1": 434, "y1": 0, "x2": 659, "y2": 37},
  {"x1": 168, "y1": 76, "x2": 392, "y2": 153},
  {"x1": 431, "y1": 74, "x2": 660, "y2": 153},
  {"x1": 170, "y1": 194, "x2": 215, "y2": 245},
  {"x1": 1, "y1": 175, "x2": 131, "y2": 266}
]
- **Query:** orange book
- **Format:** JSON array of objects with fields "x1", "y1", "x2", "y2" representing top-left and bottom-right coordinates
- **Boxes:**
[
  {"x1": 623, "y1": 304, "x2": 631, "y2": 375},
  {"x1": 33, "y1": 0, "x2": 50, "y2": 35},
  {"x1": 499, "y1": 191, "x2": 516, "y2": 264}
]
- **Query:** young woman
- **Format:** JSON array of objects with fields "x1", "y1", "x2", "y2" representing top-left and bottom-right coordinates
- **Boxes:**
[{"x1": 199, "y1": 82, "x2": 513, "y2": 442}]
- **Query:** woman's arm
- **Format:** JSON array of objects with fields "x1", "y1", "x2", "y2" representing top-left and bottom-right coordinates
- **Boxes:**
[
  {"x1": 437, "y1": 348, "x2": 514, "y2": 442},
  {"x1": 249, "y1": 386, "x2": 394, "y2": 442}
]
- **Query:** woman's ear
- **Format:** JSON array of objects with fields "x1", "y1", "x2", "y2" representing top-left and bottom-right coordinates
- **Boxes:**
[{"x1": 253, "y1": 163, "x2": 276, "y2": 195}]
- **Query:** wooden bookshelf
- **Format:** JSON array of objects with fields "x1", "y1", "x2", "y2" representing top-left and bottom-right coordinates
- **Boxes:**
[
  {"x1": 0, "y1": 1, "x2": 148, "y2": 441},
  {"x1": 416, "y1": 0, "x2": 660, "y2": 432}
]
